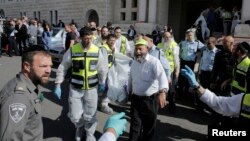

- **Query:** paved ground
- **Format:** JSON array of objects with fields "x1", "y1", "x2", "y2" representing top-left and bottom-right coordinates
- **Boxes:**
[{"x1": 0, "y1": 54, "x2": 212, "y2": 141}]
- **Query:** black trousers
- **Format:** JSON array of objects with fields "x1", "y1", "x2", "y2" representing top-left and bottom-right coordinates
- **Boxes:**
[
  {"x1": 178, "y1": 60, "x2": 196, "y2": 96},
  {"x1": 18, "y1": 38, "x2": 27, "y2": 55},
  {"x1": 8, "y1": 37, "x2": 19, "y2": 56},
  {"x1": 196, "y1": 70, "x2": 212, "y2": 111},
  {"x1": 129, "y1": 94, "x2": 159, "y2": 141}
]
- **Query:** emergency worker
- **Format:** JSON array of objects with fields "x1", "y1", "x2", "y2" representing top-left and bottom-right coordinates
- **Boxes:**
[
  {"x1": 0, "y1": 46, "x2": 52, "y2": 141},
  {"x1": 54, "y1": 27, "x2": 108, "y2": 141}
]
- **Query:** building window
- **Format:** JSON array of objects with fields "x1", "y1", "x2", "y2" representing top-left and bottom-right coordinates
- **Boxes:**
[
  {"x1": 132, "y1": 0, "x2": 137, "y2": 8},
  {"x1": 34, "y1": 11, "x2": 36, "y2": 19},
  {"x1": 38, "y1": 11, "x2": 40, "y2": 20},
  {"x1": 50, "y1": 11, "x2": 53, "y2": 25},
  {"x1": 20, "y1": 12, "x2": 22, "y2": 18},
  {"x1": 120, "y1": 12, "x2": 126, "y2": 21},
  {"x1": 131, "y1": 12, "x2": 137, "y2": 21},
  {"x1": 55, "y1": 10, "x2": 58, "y2": 25},
  {"x1": 23, "y1": 12, "x2": 26, "y2": 16},
  {"x1": 121, "y1": 0, "x2": 126, "y2": 8}
]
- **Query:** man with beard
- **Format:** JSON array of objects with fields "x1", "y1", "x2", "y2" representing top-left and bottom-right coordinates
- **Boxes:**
[
  {"x1": 0, "y1": 45, "x2": 52, "y2": 141},
  {"x1": 93, "y1": 26, "x2": 109, "y2": 47},
  {"x1": 157, "y1": 31, "x2": 180, "y2": 113},
  {"x1": 128, "y1": 38, "x2": 169, "y2": 141},
  {"x1": 54, "y1": 27, "x2": 108, "y2": 141},
  {"x1": 230, "y1": 42, "x2": 250, "y2": 95}
]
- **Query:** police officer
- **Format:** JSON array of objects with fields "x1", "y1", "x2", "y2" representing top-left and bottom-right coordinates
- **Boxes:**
[
  {"x1": 98, "y1": 34, "x2": 116, "y2": 114},
  {"x1": 0, "y1": 46, "x2": 52, "y2": 141},
  {"x1": 54, "y1": 27, "x2": 108, "y2": 141},
  {"x1": 230, "y1": 42, "x2": 250, "y2": 95},
  {"x1": 181, "y1": 65, "x2": 250, "y2": 127},
  {"x1": 197, "y1": 37, "x2": 219, "y2": 112},
  {"x1": 178, "y1": 30, "x2": 204, "y2": 96}
]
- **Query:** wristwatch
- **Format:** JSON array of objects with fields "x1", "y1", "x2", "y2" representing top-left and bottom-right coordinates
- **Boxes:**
[{"x1": 159, "y1": 88, "x2": 168, "y2": 94}]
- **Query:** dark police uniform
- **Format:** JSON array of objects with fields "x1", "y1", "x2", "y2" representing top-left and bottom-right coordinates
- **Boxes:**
[{"x1": 0, "y1": 73, "x2": 43, "y2": 141}]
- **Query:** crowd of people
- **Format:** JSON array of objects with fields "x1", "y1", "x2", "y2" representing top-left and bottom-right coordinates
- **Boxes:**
[{"x1": 0, "y1": 5, "x2": 250, "y2": 141}]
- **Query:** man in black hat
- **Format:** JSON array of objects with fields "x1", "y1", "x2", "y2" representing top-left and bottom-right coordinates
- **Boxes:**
[
  {"x1": 0, "y1": 45, "x2": 52, "y2": 140},
  {"x1": 230, "y1": 41, "x2": 250, "y2": 95}
]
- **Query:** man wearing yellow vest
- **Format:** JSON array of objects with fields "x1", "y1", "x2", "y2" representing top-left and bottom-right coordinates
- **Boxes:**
[
  {"x1": 98, "y1": 34, "x2": 116, "y2": 114},
  {"x1": 114, "y1": 26, "x2": 131, "y2": 57},
  {"x1": 230, "y1": 42, "x2": 250, "y2": 95},
  {"x1": 54, "y1": 27, "x2": 108, "y2": 141},
  {"x1": 222, "y1": 9, "x2": 232, "y2": 35},
  {"x1": 157, "y1": 31, "x2": 180, "y2": 113}
]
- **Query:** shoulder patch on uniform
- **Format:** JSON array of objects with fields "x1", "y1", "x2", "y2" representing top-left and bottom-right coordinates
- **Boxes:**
[
  {"x1": 14, "y1": 83, "x2": 26, "y2": 93},
  {"x1": 9, "y1": 103, "x2": 26, "y2": 123}
]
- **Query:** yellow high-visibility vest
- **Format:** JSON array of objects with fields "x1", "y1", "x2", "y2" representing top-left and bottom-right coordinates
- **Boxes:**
[
  {"x1": 102, "y1": 43, "x2": 114, "y2": 68},
  {"x1": 231, "y1": 57, "x2": 250, "y2": 93},
  {"x1": 71, "y1": 43, "x2": 99, "y2": 90},
  {"x1": 157, "y1": 41, "x2": 177, "y2": 72}
]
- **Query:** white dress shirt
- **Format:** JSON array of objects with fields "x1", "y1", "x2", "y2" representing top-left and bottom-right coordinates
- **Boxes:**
[
  {"x1": 200, "y1": 89, "x2": 244, "y2": 117},
  {"x1": 128, "y1": 54, "x2": 169, "y2": 96},
  {"x1": 55, "y1": 43, "x2": 108, "y2": 84}
]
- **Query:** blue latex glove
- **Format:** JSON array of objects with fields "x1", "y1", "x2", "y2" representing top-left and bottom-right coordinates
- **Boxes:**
[
  {"x1": 180, "y1": 65, "x2": 199, "y2": 88},
  {"x1": 54, "y1": 84, "x2": 62, "y2": 100},
  {"x1": 103, "y1": 112, "x2": 127, "y2": 137},
  {"x1": 98, "y1": 84, "x2": 106, "y2": 93}
]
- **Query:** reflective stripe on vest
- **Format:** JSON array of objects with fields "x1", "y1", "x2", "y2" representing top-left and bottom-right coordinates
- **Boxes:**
[
  {"x1": 157, "y1": 41, "x2": 177, "y2": 72},
  {"x1": 120, "y1": 35, "x2": 127, "y2": 54},
  {"x1": 240, "y1": 94, "x2": 250, "y2": 120},
  {"x1": 224, "y1": 12, "x2": 232, "y2": 22},
  {"x1": 231, "y1": 57, "x2": 250, "y2": 93},
  {"x1": 71, "y1": 43, "x2": 99, "y2": 90},
  {"x1": 103, "y1": 43, "x2": 113, "y2": 68}
]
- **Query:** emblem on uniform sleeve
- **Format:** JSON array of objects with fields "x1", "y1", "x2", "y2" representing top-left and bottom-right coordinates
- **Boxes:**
[{"x1": 9, "y1": 103, "x2": 26, "y2": 123}]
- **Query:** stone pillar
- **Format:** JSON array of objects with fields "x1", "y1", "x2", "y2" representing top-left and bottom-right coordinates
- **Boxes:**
[
  {"x1": 137, "y1": 0, "x2": 147, "y2": 22},
  {"x1": 241, "y1": 0, "x2": 250, "y2": 23},
  {"x1": 148, "y1": 0, "x2": 157, "y2": 23}
]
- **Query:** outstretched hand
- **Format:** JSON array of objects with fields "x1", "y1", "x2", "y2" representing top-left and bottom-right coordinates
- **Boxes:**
[{"x1": 180, "y1": 65, "x2": 199, "y2": 88}]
